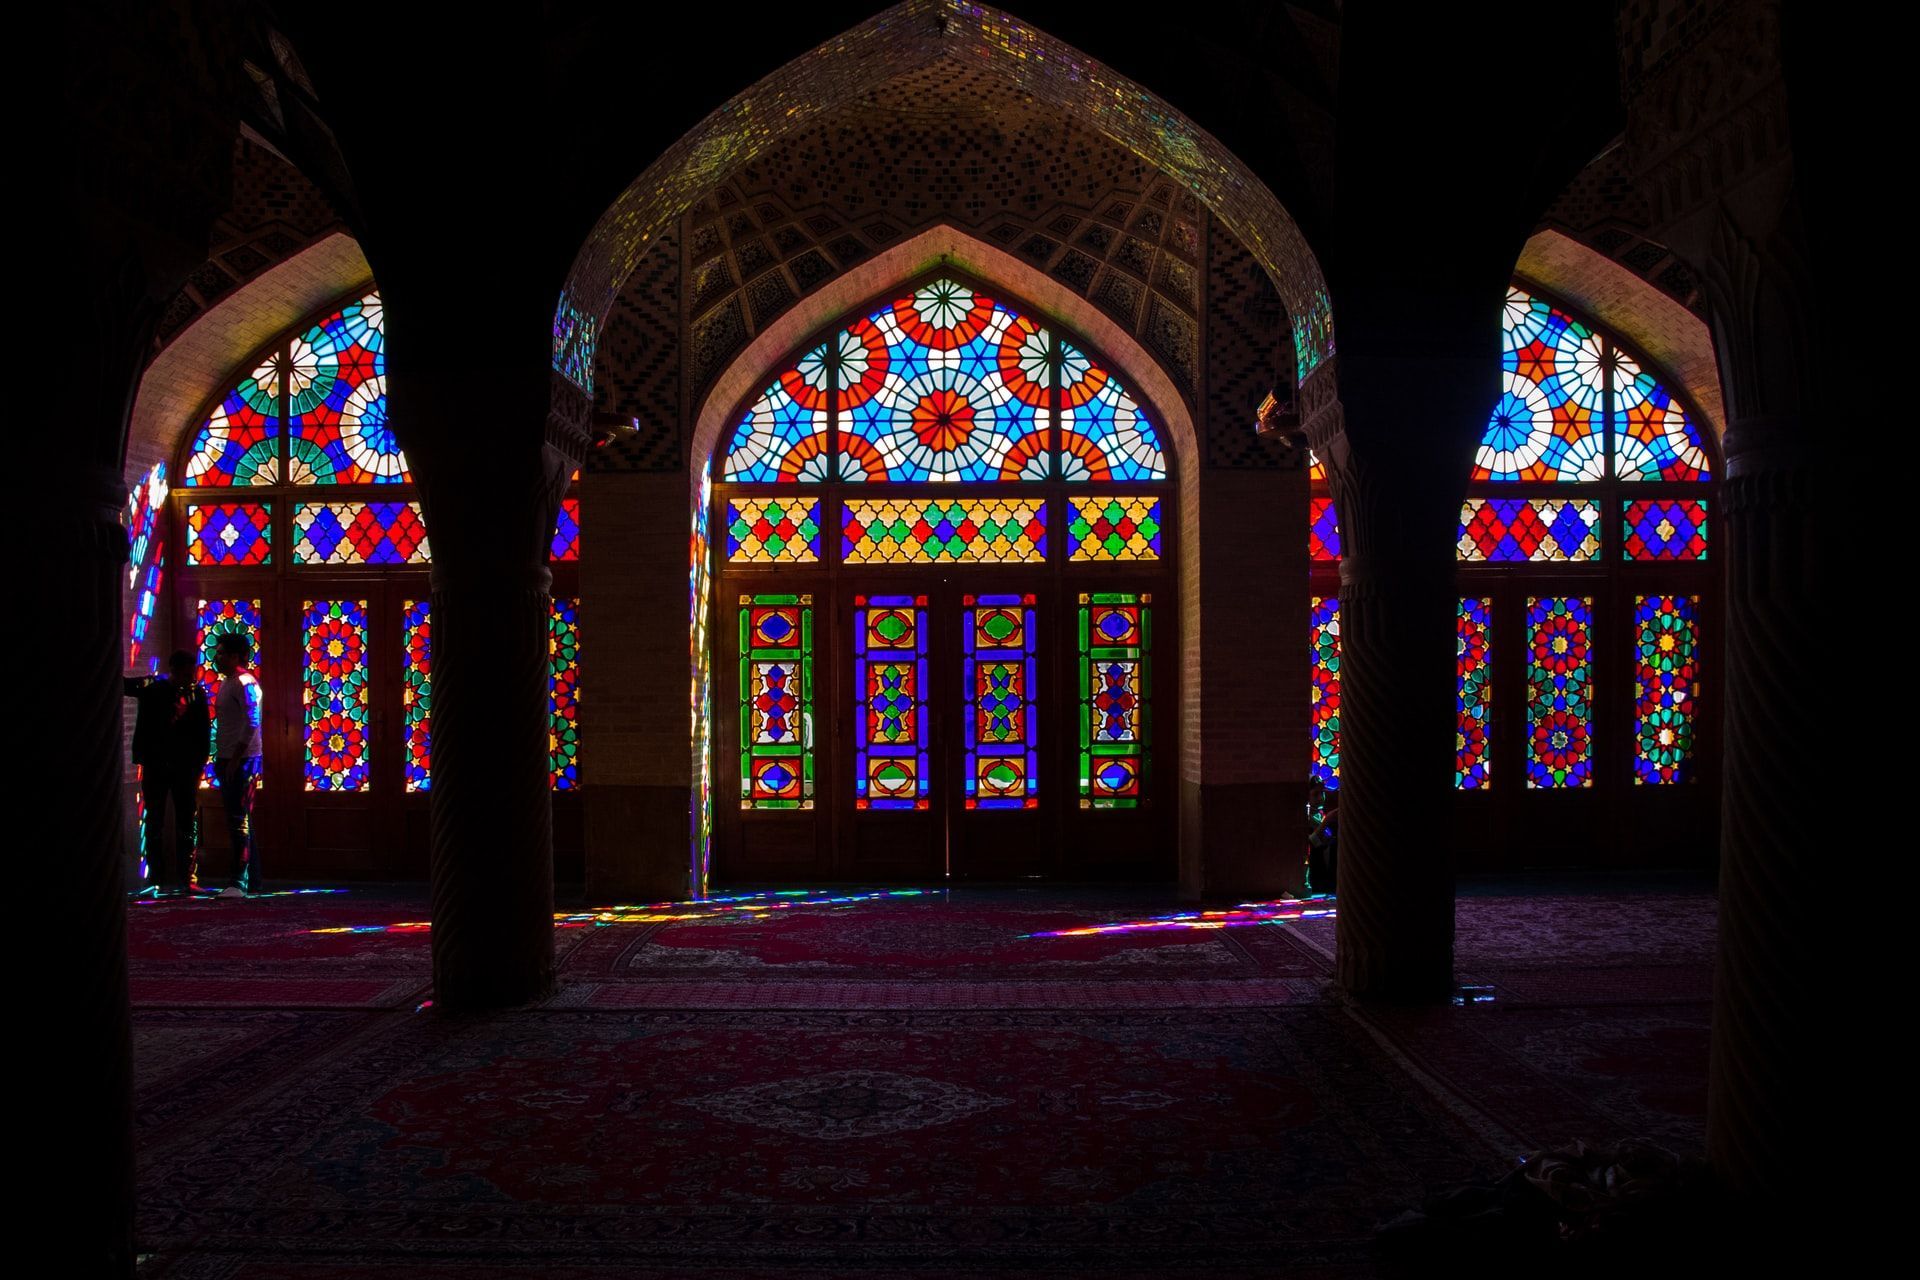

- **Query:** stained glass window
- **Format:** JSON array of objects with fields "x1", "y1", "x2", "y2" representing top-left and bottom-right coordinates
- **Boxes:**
[
  {"x1": 1079, "y1": 592, "x2": 1150, "y2": 808},
  {"x1": 1474, "y1": 288, "x2": 1606, "y2": 482},
  {"x1": 842, "y1": 498, "x2": 1047, "y2": 564},
  {"x1": 126, "y1": 463, "x2": 168, "y2": 668},
  {"x1": 302, "y1": 599, "x2": 370, "y2": 791},
  {"x1": 1623, "y1": 499, "x2": 1708, "y2": 561},
  {"x1": 854, "y1": 595, "x2": 929, "y2": 809},
  {"x1": 288, "y1": 293, "x2": 406, "y2": 485},
  {"x1": 1456, "y1": 598, "x2": 1492, "y2": 790},
  {"x1": 723, "y1": 342, "x2": 832, "y2": 482},
  {"x1": 552, "y1": 497, "x2": 581, "y2": 562},
  {"x1": 1309, "y1": 496, "x2": 1342, "y2": 562},
  {"x1": 291, "y1": 502, "x2": 430, "y2": 564},
  {"x1": 196, "y1": 599, "x2": 262, "y2": 788},
  {"x1": 964, "y1": 593, "x2": 1039, "y2": 808},
  {"x1": 1067, "y1": 496, "x2": 1162, "y2": 562},
  {"x1": 691, "y1": 462, "x2": 713, "y2": 890},
  {"x1": 550, "y1": 598, "x2": 582, "y2": 791},
  {"x1": 1614, "y1": 352, "x2": 1711, "y2": 482},
  {"x1": 182, "y1": 358, "x2": 282, "y2": 487},
  {"x1": 1457, "y1": 498, "x2": 1600, "y2": 562},
  {"x1": 840, "y1": 281, "x2": 1051, "y2": 482},
  {"x1": 1058, "y1": 340, "x2": 1167, "y2": 481},
  {"x1": 1526, "y1": 596, "x2": 1594, "y2": 789},
  {"x1": 186, "y1": 502, "x2": 272, "y2": 565},
  {"x1": 727, "y1": 497, "x2": 821, "y2": 563},
  {"x1": 1634, "y1": 594, "x2": 1699, "y2": 785},
  {"x1": 402, "y1": 599, "x2": 432, "y2": 793},
  {"x1": 1310, "y1": 597, "x2": 1341, "y2": 789},
  {"x1": 739, "y1": 593, "x2": 812, "y2": 809}
]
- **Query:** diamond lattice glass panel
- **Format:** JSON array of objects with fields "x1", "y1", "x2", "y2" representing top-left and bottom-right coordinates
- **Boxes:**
[
  {"x1": 739, "y1": 594, "x2": 813, "y2": 809},
  {"x1": 964, "y1": 593, "x2": 1039, "y2": 808},
  {"x1": 291, "y1": 502, "x2": 430, "y2": 564},
  {"x1": 1310, "y1": 596, "x2": 1341, "y2": 789},
  {"x1": 302, "y1": 599, "x2": 370, "y2": 792},
  {"x1": 1474, "y1": 288, "x2": 1606, "y2": 481},
  {"x1": 551, "y1": 497, "x2": 580, "y2": 562},
  {"x1": 288, "y1": 293, "x2": 405, "y2": 484},
  {"x1": 1457, "y1": 498, "x2": 1601, "y2": 562},
  {"x1": 837, "y1": 280, "x2": 1052, "y2": 482},
  {"x1": 1309, "y1": 496, "x2": 1342, "y2": 561},
  {"x1": 842, "y1": 498, "x2": 1047, "y2": 563},
  {"x1": 1613, "y1": 352, "x2": 1712, "y2": 482},
  {"x1": 182, "y1": 357, "x2": 283, "y2": 487},
  {"x1": 402, "y1": 599, "x2": 432, "y2": 793},
  {"x1": 1066, "y1": 495, "x2": 1162, "y2": 562},
  {"x1": 1527, "y1": 596, "x2": 1594, "y2": 789},
  {"x1": 185, "y1": 503, "x2": 272, "y2": 565},
  {"x1": 1622, "y1": 499, "x2": 1708, "y2": 561},
  {"x1": 549, "y1": 598, "x2": 581, "y2": 791},
  {"x1": 726, "y1": 497, "x2": 822, "y2": 563},
  {"x1": 1635, "y1": 594, "x2": 1700, "y2": 785},
  {"x1": 1058, "y1": 339, "x2": 1167, "y2": 481},
  {"x1": 196, "y1": 599, "x2": 262, "y2": 788},
  {"x1": 1456, "y1": 598, "x2": 1492, "y2": 790},
  {"x1": 1079, "y1": 592, "x2": 1151, "y2": 808},
  {"x1": 855, "y1": 595, "x2": 929, "y2": 809},
  {"x1": 723, "y1": 341, "x2": 832, "y2": 482}
]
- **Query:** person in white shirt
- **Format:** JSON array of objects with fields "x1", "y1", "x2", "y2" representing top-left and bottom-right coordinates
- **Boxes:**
[{"x1": 212, "y1": 632, "x2": 264, "y2": 897}]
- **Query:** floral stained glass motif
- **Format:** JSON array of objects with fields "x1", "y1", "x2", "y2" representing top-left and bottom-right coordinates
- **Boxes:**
[
  {"x1": 551, "y1": 497, "x2": 581, "y2": 562},
  {"x1": 549, "y1": 598, "x2": 582, "y2": 791},
  {"x1": 196, "y1": 599, "x2": 262, "y2": 788},
  {"x1": 1474, "y1": 288, "x2": 1606, "y2": 482},
  {"x1": 401, "y1": 600, "x2": 432, "y2": 793},
  {"x1": 842, "y1": 498, "x2": 1047, "y2": 564},
  {"x1": 854, "y1": 595, "x2": 929, "y2": 809},
  {"x1": 723, "y1": 342, "x2": 832, "y2": 483},
  {"x1": 1527, "y1": 596, "x2": 1594, "y2": 789},
  {"x1": 186, "y1": 503, "x2": 272, "y2": 565},
  {"x1": 1309, "y1": 496, "x2": 1342, "y2": 561},
  {"x1": 727, "y1": 497, "x2": 821, "y2": 563},
  {"x1": 1457, "y1": 498, "x2": 1601, "y2": 562},
  {"x1": 1613, "y1": 352, "x2": 1712, "y2": 482},
  {"x1": 182, "y1": 358, "x2": 283, "y2": 487},
  {"x1": 1057, "y1": 340, "x2": 1167, "y2": 481},
  {"x1": 1310, "y1": 597, "x2": 1341, "y2": 789},
  {"x1": 964, "y1": 594, "x2": 1039, "y2": 809},
  {"x1": 126, "y1": 463, "x2": 169, "y2": 668},
  {"x1": 838, "y1": 281, "x2": 1051, "y2": 483},
  {"x1": 302, "y1": 600, "x2": 371, "y2": 792},
  {"x1": 1635, "y1": 595, "x2": 1699, "y2": 786},
  {"x1": 739, "y1": 593, "x2": 812, "y2": 809},
  {"x1": 1456, "y1": 598, "x2": 1493, "y2": 790},
  {"x1": 288, "y1": 293, "x2": 406, "y2": 485},
  {"x1": 1623, "y1": 499, "x2": 1708, "y2": 561},
  {"x1": 291, "y1": 502, "x2": 430, "y2": 564},
  {"x1": 1079, "y1": 592, "x2": 1150, "y2": 808},
  {"x1": 1067, "y1": 496, "x2": 1162, "y2": 562}
]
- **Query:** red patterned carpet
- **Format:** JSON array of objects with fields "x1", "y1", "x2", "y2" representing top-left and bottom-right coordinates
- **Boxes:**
[{"x1": 130, "y1": 883, "x2": 1713, "y2": 1276}]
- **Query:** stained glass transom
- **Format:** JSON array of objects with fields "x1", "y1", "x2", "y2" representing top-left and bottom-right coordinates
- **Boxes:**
[
  {"x1": 1634, "y1": 595, "x2": 1700, "y2": 786},
  {"x1": 1309, "y1": 496, "x2": 1341, "y2": 562},
  {"x1": 842, "y1": 498, "x2": 1047, "y2": 564},
  {"x1": 1527, "y1": 596, "x2": 1594, "y2": 789},
  {"x1": 727, "y1": 497, "x2": 821, "y2": 563},
  {"x1": 854, "y1": 595, "x2": 929, "y2": 809},
  {"x1": 1456, "y1": 598, "x2": 1492, "y2": 790},
  {"x1": 739, "y1": 593, "x2": 812, "y2": 809},
  {"x1": 723, "y1": 343, "x2": 832, "y2": 483},
  {"x1": 1475, "y1": 288, "x2": 1606, "y2": 482},
  {"x1": 1067, "y1": 496, "x2": 1162, "y2": 562},
  {"x1": 1614, "y1": 352, "x2": 1712, "y2": 482},
  {"x1": 964, "y1": 593, "x2": 1039, "y2": 809},
  {"x1": 552, "y1": 497, "x2": 581, "y2": 562},
  {"x1": 183, "y1": 359, "x2": 283, "y2": 487},
  {"x1": 550, "y1": 598, "x2": 582, "y2": 791},
  {"x1": 1623, "y1": 499, "x2": 1708, "y2": 561},
  {"x1": 186, "y1": 503, "x2": 272, "y2": 566},
  {"x1": 1057, "y1": 341, "x2": 1166, "y2": 481},
  {"x1": 288, "y1": 293, "x2": 405, "y2": 485},
  {"x1": 292, "y1": 502, "x2": 430, "y2": 565},
  {"x1": 1079, "y1": 592, "x2": 1150, "y2": 808},
  {"x1": 302, "y1": 599, "x2": 371, "y2": 792},
  {"x1": 1457, "y1": 499, "x2": 1600, "y2": 562}
]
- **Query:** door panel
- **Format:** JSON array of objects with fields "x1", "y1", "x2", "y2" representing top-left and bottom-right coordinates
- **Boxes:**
[{"x1": 948, "y1": 590, "x2": 1050, "y2": 879}]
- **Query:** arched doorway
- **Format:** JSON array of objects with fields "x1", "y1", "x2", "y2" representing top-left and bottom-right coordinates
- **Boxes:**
[{"x1": 707, "y1": 273, "x2": 1177, "y2": 884}]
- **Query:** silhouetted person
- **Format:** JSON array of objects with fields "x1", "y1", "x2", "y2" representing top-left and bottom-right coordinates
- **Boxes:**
[
  {"x1": 1306, "y1": 779, "x2": 1338, "y2": 897},
  {"x1": 124, "y1": 650, "x2": 210, "y2": 895},
  {"x1": 211, "y1": 632, "x2": 264, "y2": 897}
]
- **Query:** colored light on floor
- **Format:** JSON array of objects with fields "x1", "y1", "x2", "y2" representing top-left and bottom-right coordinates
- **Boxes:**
[
  {"x1": 310, "y1": 888, "x2": 933, "y2": 934},
  {"x1": 1021, "y1": 898, "x2": 1336, "y2": 937}
]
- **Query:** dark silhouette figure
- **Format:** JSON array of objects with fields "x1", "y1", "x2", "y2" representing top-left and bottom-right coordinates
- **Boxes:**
[
  {"x1": 211, "y1": 633, "x2": 264, "y2": 896},
  {"x1": 124, "y1": 650, "x2": 211, "y2": 894}
]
